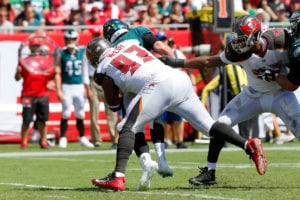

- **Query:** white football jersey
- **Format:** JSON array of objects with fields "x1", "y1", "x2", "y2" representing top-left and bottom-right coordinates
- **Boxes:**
[
  {"x1": 220, "y1": 38, "x2": 289, "y2": 94},
  {"x1": 96, "y1": 40, "x2": 178, "y2": 94}
]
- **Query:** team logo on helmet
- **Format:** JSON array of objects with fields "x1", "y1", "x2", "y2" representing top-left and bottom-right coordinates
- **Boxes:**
[{"x1": 239, "y1": 18, "x2": 261, "y2": 36}]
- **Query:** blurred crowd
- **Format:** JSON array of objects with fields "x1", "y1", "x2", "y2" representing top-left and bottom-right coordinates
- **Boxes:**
[
  {"x1": 1, "y1": 0, "x2": 300, "y2": 34},
  {"x1": 0, "y1": 0, "x2": 209, "y2": 34}
]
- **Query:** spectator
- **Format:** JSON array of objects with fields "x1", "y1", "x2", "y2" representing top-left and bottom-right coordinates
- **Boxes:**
[
  {"x1": 123, "y1": 0, "x2": 138, "y2": 25},
  {"x1": 169, "y1": 0, "x2": 185, "y2": 26},
  {"x1": 54, "y1": 30, "x2": 94, "y2": 148},
  {"x1": 84, "y1": 31, "x2": 119, "y2": 149},
  {"x1": 32, "y1": 0, "x2": 50, "y2": 14},
  {"x1": 273, "y1": 2, "x2": 289, "y2": 22},
  {"x1": 85, "y1": 6, "x2": 107, "y2": 34},
  {"x1": 0, "y1": 7, "x2": 14, "y2": 33},
  {"x1": 181, "y1": 0, "x2": 197, "y2": 22},
  {"x1": 290, "y1": 0, "x2": 300, "y2": 14},
  {"x1": 264, "y1": 0, "x2": 283, "y2": 21},
  {"x1": 157, "y1": 0, "x2": 172, "y2": 16},
  {"x1": 77, "y1": 0, "x2": 89, "y2": 22},
  {"x1": 0, "y1": 0, "x2": 16, "y2": 22},
  {"x1": 132, "y1": 5, "x2": 152, "y2": 27},
  {"x1": 255, "y1": 8, "x2": 270, "y2": 23},
  {"x1": 64, "y1": 8, "x2": 86, "y2": 32},
  {"x1": 15, "y1": 3, "x2": 43, "y2": 32},
  {"x1": 102, "y1": 0, "x2": 124, "y2": 20},
  {"x1": 58, "y1": 0, "x2": 73, "y2": 22},
  {"x1": 44, "y1": 0, "x2": 66, "y2": 30},
  {"x1": 60, "y1": 0, "x2": 79, "y2": 17},
  {"x1": 15, "y1": 36, "x2": 55, "y2": 149},
  {"x1": 14, "y1": 0, "x2": 45, "y2": 27},
  {"x1": 146, "y1": 2, "x2": 162, "y2": 25},
  {"x1": 86, "y1": 0, "x2": 103, "y2": 12}
]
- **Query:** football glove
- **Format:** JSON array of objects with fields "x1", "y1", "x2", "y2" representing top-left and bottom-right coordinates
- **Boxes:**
[
  {"x1": 257, "y1": 68, "x2": 279, "y2": 82},
  {"x1": 159, "y1": 55, "x2": 184, "y2": 68}
]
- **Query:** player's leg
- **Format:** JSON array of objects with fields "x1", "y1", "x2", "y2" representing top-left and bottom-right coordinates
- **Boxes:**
[
  {"x1": 271, "y1": 90, "x2": 300, "y2": 138},
  {"x1": 170, "y1": 76, "x2": 267, "y2": 185},
  {"x1": 89, "y1": 80, "x2": 102, "y2": 146},
  {"x1": 92, "y1": 96, "x2": 142, "y2": 191},
  {"x1": 123, "y1": 93, "x2": 158, "y2": 190},
  {"x1": 59, "y1": 84, "x2": 72, "y2": 148},
  {"x1": 74, "y1": 85, "x2": 94, "y2": 148},
  {"x1": 150, "y1": 118, "x2": 173, "y2": 177},
  {"x1": 36, "y1": 96, "x2": 50, "y2": 149},
  {"x1": 21, "y1": 96, "x2": 35, "y2": 149}
]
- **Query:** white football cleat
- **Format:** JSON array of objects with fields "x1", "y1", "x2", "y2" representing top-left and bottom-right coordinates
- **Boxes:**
[
  {"x1": 58, "y1": 137, "x2": 68, "y2": 148},
  {"x1": 80, "y1": 136, "x2": 94, "y2": 148},
  {"x1": 137, "y1": 160, "x2": 158, "y2": 191}
]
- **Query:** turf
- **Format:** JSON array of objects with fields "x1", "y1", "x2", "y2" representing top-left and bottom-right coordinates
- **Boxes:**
[{"x1": 0, "y1": 141, "x2": 299, "y2": 200}]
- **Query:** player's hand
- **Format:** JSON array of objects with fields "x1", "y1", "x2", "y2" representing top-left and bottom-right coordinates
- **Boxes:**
[
  {"x1": 257, "y1": 68, "x2": 279, "y2": 82},
  {"x1": 159, "y1": 55, "x2": 184, "y2": 68},
  {"x1": 57, "y1": 90, "x2": 63, "y2": 101}
]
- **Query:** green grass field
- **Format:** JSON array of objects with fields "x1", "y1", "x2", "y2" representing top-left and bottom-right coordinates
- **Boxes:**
[{"x1": 0, "y1": 141, "x2": 299, "y2": 200}]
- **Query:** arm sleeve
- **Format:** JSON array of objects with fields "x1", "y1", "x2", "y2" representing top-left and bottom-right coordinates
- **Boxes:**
[{"x1": 142, "y1": 33, "x2": 156, "y2": 51}]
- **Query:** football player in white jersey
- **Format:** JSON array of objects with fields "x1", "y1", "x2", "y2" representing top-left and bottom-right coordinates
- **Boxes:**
[
  {"x1": 160, "y1": 15, "x2": 300, "y2": 186},
  {"x1": 103, "y1": 19, "x2": 175, "y2": 190},
  {"x1": 86, "y1": 37, "x2": 267, "y2": 191}
]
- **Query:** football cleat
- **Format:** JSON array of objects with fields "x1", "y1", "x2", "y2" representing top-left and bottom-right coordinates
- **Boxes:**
[
  {"x1": 58, "y1": 137, "x2": 68, "y2": 148},
  {"x1": 157, "y1": 157, "x2": 173, "y2": 178},
  {"x1": 20, "y1": 142, "x2": 28, "y2": 150},
  {"x1": 80, "y1": 136, "x2": 94, "y2": 148},
  {"x1": 188, "y1": 167, "x2": 216, "y2": 186},
  {"x1": 137, "y1": 160, "x2": 158, "y2": 191},
  {"x1": 40, "y1": 141, "x2": 49, "y2": 149},
  {"x1": 246, "y1": 138, "x2": 268, "y2": 175},
  {"x1": 92, "y1": 172, "x2": 125, "y2": 191}
]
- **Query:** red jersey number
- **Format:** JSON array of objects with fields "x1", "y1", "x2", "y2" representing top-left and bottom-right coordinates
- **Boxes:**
[{"x1": 110, "y1": 44, "x2": 154, "y2": 75}]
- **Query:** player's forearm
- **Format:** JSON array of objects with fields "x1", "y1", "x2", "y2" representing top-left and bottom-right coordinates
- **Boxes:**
[
  {"x1": 275, "y1": 74, "x2": 299, "y2": 91},
  {"x1": 54, "y1": 74, "x2": 61, "y2": 91},
  {"x1": 14, "y1": 66, "x2": 22, "y2": 81},
  {"x1": 184, "y1": 55, "x2": 221, "y2": 69}
]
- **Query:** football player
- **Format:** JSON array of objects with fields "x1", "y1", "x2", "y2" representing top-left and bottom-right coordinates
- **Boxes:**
[
  {"x1": 54, "y1": 30, "x2": 94, "y2": 148},
  {"x1": 160, "y1": 15, "x2": 300, "y2": 186},
  {"x1": 101, "y1": 19, "x2": 175, "y2": 190},
  {"x1": 86, "y1": 37, "x2": 267, "y2": 191}
]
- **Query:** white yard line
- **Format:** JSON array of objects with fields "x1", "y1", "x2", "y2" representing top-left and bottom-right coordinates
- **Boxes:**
[{"x1": 0, "y1": 146, "x2": 299, "y2": 158}]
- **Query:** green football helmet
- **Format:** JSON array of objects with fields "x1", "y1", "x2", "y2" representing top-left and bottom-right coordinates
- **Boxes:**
[{"x1": 103, "y1": 19, "x2": 129, "y2": 43}]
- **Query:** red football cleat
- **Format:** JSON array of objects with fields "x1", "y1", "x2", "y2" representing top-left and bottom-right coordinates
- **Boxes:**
[
  {"x1": 246, "y1": 138, "x2": 268, "y2": 175},
  {"x1": 40, "y1": 141, "x2": 49, "y2": 149},
  {"x1": 92, "y1": 173, "x2": 125, "y2": 191},
  {"x1": 20, "y1": 143, "x2": 28, "y2": 150}
]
